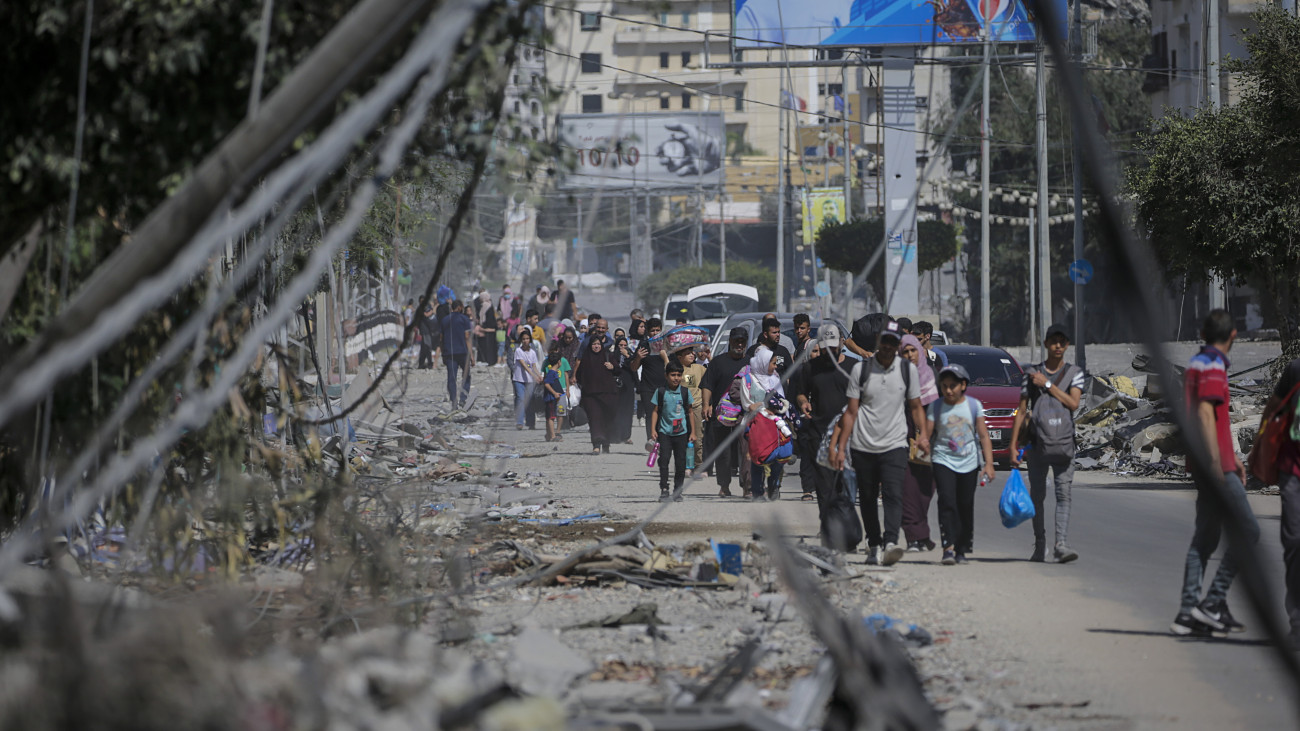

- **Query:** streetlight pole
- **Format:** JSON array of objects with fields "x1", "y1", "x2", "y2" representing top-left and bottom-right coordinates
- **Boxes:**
[{"x1": 1071, "y1": 0, "x2": 1086, "y2": 369}]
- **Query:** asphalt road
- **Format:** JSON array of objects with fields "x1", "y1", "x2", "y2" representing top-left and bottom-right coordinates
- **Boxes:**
[{"x1": 401, "y1": 365, "x2": 1299, "y2": 728}]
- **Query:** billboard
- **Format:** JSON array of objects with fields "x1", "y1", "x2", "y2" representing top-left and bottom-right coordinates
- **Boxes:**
[
  {"x1": 802, "y1": 188, "x2": 847, "y2": 244},
  {"x1": 733, "y1": 0, "x2": 1066, "y2": 47},
  {"x1": 557, "y1": 112, "x2": 724, "y2": 190}
]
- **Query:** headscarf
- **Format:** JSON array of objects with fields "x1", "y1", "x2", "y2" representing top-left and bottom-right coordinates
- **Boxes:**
[
  {"x1": 901, "y1": 334, "x2": 938, "y2": 405},
  {"x1": 477, "y1": 291, "x2": 493, "y2": 323}
]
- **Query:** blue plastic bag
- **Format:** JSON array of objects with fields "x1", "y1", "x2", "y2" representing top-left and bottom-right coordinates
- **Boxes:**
[{"x1": 998, "y1": 468, "x2": 1036, "y2": 528}]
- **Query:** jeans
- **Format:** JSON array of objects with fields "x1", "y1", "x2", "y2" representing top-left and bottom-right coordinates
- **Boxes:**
[
  {"x1": 1027, "y1": 449, "x2": 1076, "y2": 547},
  {"x1": 901, "y1": 462, "x2": 935, "y2": 544},
  {"x1": 750, "y1": 461, "x2": 785, "y2": 498},
  {"x1": 933, "y1": 464, "x2": 979, "y2": 554},
  {"x1": 658, "y1": 432, "x2": 688, "y2": 493},
  {"x1": 1180, "y1": 471, "x2": 1260, "y2": 612},
  {"x1": 444, "y1": 353, "x2": 471, "y2": 406},
  {"x1": 512, "y1": 380, "x2": 536, "y2": 428},
  {"x1": 797, "y1": 425, "x2": 819, "y2": 495},
  {"x1": 850, "y1": 448, "x2": 908, "y2": 548},
  {"x1": 1281, "y1": 473, "x2": 1300, "y2": 638}
]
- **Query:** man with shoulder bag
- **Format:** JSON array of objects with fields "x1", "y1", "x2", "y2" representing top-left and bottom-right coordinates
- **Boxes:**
[
  {"x1": 1009, "y1": 323, "x2": 1085, "y2": 564},
  {"x1": 1254, "y1": 354, "x2": 1300, "y2": 648}
]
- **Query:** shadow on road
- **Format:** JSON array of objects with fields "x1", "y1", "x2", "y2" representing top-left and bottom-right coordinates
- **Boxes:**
[{"x1": 1087, "y1": 628, "x2": 1274, "y2": 647}]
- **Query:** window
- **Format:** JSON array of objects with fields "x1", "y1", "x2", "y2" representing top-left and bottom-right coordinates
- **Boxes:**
[
  {"x1": 660, "y1": 12, "x2": 669, "y2": 24},
  {"x1": 816, "y1": 48, "x2": 845, "y2": 60},
  {"x1": 817, "y1": 83, "x2": 843, "y2": 96},
  {"x1": 681, "y1": 51, "x2": 692, "y2": 67},
  {"x1": 513, "y1": 100, "x2": 521, "y2": 113},
  {"x1": 681, "y1": 91, "x2": 692, "y2": 109},
  {"x1": 580, "y1": 11, "x2": 600, "y2": 30},
  {"x1": 660, "y1": 52, "x2": 670, "y2": 69},
  {"x1": 580, "y1": 53, "x2": 601, "y2": 73},
  {"x1": 915, "y1": 96, "x2": 928, "y2": 109},
  {"x1": 581, "y1": 94, "x2": 603, "y2": 113},
  {"x1": 530, "y1": 100, "x2": 540, "y2": 115},
  {"x1": 531, "y1": 127, "x2": 539, "y2": 139},
  {"x1": 732, "y1": 48, "x2": 744, "y2": 63},
  {"x1": 660, "y1": 95, "x2": 671, "y2": 110},
  {"x1": 681, "y1": 11, "x2": 691, "y2": 26},
  {"x1": 734, "y1": 93, "x2": 745, "y2": 112},
  {"x1": 512, "y1": 73, "x2": 519, "y2": 85}
]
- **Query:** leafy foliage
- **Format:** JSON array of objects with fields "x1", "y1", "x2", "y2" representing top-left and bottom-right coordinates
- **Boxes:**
[
  {"x1": 1127, "y1": 7, "x2": 1300, "y2": 343},
  {"x1": 815, "y1": 218, "x2": 959, "y2": 304}
]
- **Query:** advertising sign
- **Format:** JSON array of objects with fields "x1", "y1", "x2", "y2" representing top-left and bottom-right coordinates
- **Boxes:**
[
  {"x1": 558, "y1": 112, "x2": 725, "y2": 190},
  {"x1": 733, "y1": 0, "x2": 1066, "y2": 47},
  {"x1": 801, "y1": 188, "x2": 847, "y2": 244}
]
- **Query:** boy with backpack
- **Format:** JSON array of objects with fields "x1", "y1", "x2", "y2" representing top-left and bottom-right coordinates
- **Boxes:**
[
  {"x1": 541, "y1": 351, "x2": 566, "y2": 443},
  {"x1": 925, "y1": 364, "x2": 996, "y2": 565},
  {"x1": 651, "y1": 361, "x2": 697, "y2": 501},
  {"x1": 1009, "y1": 323, "x2": 1085, "y2": 563}
]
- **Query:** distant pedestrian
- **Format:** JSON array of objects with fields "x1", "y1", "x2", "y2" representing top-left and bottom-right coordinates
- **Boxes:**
[
  {"x1": 1256, "y1": 354, "x2": 1300, "y2": 648},
  {"x1": 576, "y1": 336, "x2": 619, "y2": 454},
  {"x1": 830, "y1": 321, "x2": 926, "y2": 566},
  {"x1": 474, "y1": 292, "x2": 498, "y2": 367},
  {"x1": 511, "y1": 326, "x2": 541, "y2": 431},
  {"x1": 1168, "y1": 310, "x2": 1258, "y2": 637},
  {"x1": 631, "y1": 318, "x2": 667, "y2": 445},
  {"x1": 541, "y1": 350, "x2": 565, "y2": 443},
  {"x1": 748, "y1": 315, "x2": 787, "y2": 398},
  {"x1": 913, "y1": 320, "x2": 947, "y2": 368},
  {"x1": 702, "y1": 328, "x2": 751, "y2": 497},
  {"x1": 925, "y1": 364, "x2": 995, "y2": 565},
  {"x1": 900, "y1": 333, "x2": 939, "y2": 552},
  {"x1": 611, "y1": 336, "x2": 638, "y2": 445},
  {"x1": 416, "y1": 296, "x2": 437, "y2": 370},
  {"x1": 794, "y1": 324, "x2": 859, "y2": 549},
  {"x1": 1009, "y1": 323, "x2": 1085, "y2": 563},
  {"x1": 439, "y1": 299, "x2": 474, "y2": 407},
  {"x1": 676, "y1": 345, "x2": 707, "y2": 475},
  {"x1": 651, "y1": 361, "x2": 696, "y2": 501}
]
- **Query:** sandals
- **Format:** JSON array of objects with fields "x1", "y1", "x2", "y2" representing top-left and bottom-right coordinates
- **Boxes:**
[{"x1": 591, "y1": 447, "x2": 601, "y2": 454}]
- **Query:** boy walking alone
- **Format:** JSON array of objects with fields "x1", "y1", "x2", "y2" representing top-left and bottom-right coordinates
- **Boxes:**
[
  {"x1": 1170, "y1": 310, "x2": 1259, "y2": 637},
  {"x1": 1009, "y1": 323, "x2": 1085, "y2": 563},
  {"x1": 651, "y1": 362, "x2": 697, "y2": 502}
]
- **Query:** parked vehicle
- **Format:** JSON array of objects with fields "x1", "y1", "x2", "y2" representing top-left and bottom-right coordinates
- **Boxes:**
[
  {"x1": 662, "y1": 293, "x2": 690, "y2": 322},
  {"x1": 934, "y1": 345, "x2": 1025, "y2": 465},
  {"x1": 709, "y1": 312, "x2": 851, "y2": 358}
]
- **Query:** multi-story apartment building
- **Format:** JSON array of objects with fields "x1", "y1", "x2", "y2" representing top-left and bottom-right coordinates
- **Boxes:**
[{"x1": 1143, "y1": 0, "x2": 1260, "y2": 115}]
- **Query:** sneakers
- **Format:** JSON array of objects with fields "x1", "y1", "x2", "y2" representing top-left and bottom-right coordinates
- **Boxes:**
[
  {"x1": 1171, "y1": 611, "x2": 1227, "y2": 638},
  {"x1": 659, "y1": 489, "x2": 671, "y2": 502},
  {"x1": 880, "y1": 543, "x2": 906, "y2": 566},
  {"x1": 941, "y1": 550, "x2": 957, "y2": 566},
  {"x1": 1192, "y1": 599, "x2": 1244, "y2": 633},
  {"x1": 906, "y1": 541, "x2": 923, "y2": 552},
  {"x1": 864, "y1": 546, "x2": 880, "y2": 566},
  {"x1": 673, "y1": 491, "x2": 684, "y2": 502},
  {"x1": 955, "y1": 553, "x2": 969, "y2": 565},
  {"x1": 1054, "y1": 544, "x2": 1079, "y2": 564},
  {"x1": 1030, "y1": 545, "x2": 1046, "y2": 563}
]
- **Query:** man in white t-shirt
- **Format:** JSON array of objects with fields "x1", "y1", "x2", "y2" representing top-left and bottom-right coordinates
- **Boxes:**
[{"x1": 830, "y1": 321, "x2": 927, "y2": 566}]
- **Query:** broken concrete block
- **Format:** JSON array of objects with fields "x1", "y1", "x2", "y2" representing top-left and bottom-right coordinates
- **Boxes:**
[
  {"x1": 508, "y1": 627, "x2": 592, "y2": 698},
  {"x1": 1131, "y1": 423, "x2": 1180, "y2": 453}
]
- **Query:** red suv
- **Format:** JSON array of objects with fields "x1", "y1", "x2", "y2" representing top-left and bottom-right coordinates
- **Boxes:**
[{"x1": 934, "y1": 345, "x2": 1025, "y2": 466}]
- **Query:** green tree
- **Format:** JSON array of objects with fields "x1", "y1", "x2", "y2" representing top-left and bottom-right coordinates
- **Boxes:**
[
  {"x1": 1127, "y1": 7, "x2": 1300, "y2": 359},
  {"x1": 637, "y1": 261, "x2": 775, "y2": 313},
  {"x1": 814, "y1": 217, "x2": 959, "y2": 302}
]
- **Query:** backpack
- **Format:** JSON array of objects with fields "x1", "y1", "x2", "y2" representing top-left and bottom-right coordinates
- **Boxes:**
[
  {"x1": 653, "y1": 386, "x2": 691, "y2": 435},
  {"x1": 747, "y1": 411, "x2": 794, "y2": 465},
  {"x1": 1024, "y1": 364, "x2": 1079, "y2": 458},
  {"x1": 716, "y1": 366, "x2": 756, "y2": 426},
  {"x1": 927, "y1": 398, "x2": 985, "y2": 469},
  {"x1": 857, "y1": 355, "x2": 912, "y2": 396},
  {"x1": 542, "y1": 367, "x2": 562, "y2": 402}
]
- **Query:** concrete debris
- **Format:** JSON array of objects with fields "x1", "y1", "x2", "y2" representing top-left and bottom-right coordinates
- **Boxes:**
[{"x1": 509, "y1": 627, "x2": 594, "y2": 697}]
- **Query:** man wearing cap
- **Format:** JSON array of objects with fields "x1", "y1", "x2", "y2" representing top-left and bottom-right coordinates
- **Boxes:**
[
  {"x1": 831, "y1": 320, "x2": 927, "y2": 565},
  {"x1": 702, "y1": 328, "x2": 752, "y2": 497},
  {"x1": 1009, "y1": 323, "x2": 1086, "y2": 563}
]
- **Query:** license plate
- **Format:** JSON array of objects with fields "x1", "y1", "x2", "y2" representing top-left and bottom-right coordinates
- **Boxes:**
[{"x1": 989, "y1": 429, "x2": 1003, "y2": 441}]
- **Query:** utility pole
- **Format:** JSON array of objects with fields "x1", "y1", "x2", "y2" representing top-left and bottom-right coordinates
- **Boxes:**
[
  {"x1": 1206, "y1": 0, "x2": 1225, "y2": 311},
  {"x1": 980, "y1": 23, "x2": 992, "y2": 347},
  {"x1": 1028, "y1": 209, "x2": 1037, "y2": 349},
  {"x1": 719, "y1": 185, "x2": 727, "y2": 280},
  {"x1": 1071, "y1": 0, "x2": 1086, "y2": 370},
  {"x1": 576, "y1": 198, "x2": 583, "y2": 296},
  {"x1": 776, "y1": 83, "x2": 787, "y2": 312},
  {"x1": 1036, "y1": 40, "x2": 1051, "y2": 360}
]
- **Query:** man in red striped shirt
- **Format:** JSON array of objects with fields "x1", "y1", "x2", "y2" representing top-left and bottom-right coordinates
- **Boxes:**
[{"x1": 1171, "y1": 310, "x2": 1260, "y2": 637}]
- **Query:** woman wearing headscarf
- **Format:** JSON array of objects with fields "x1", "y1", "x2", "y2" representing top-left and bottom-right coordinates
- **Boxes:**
[
  {"x1": 475, "y1": 291, "x2": 498, "y2": 366},
  {"x1": 575, "y1": 336, "x2": 620, "y2": 454},
  {"x1": 611, "y1": 335, "x2": 637, "y2": 444},
  {"x1": 900, "y1": 333, "x2": 941, "y2": 552}
]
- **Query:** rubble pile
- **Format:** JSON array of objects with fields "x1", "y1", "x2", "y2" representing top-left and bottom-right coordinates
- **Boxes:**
[{"x1": 1071, "y1": 356, "x2": 1268, "y2": 478}]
